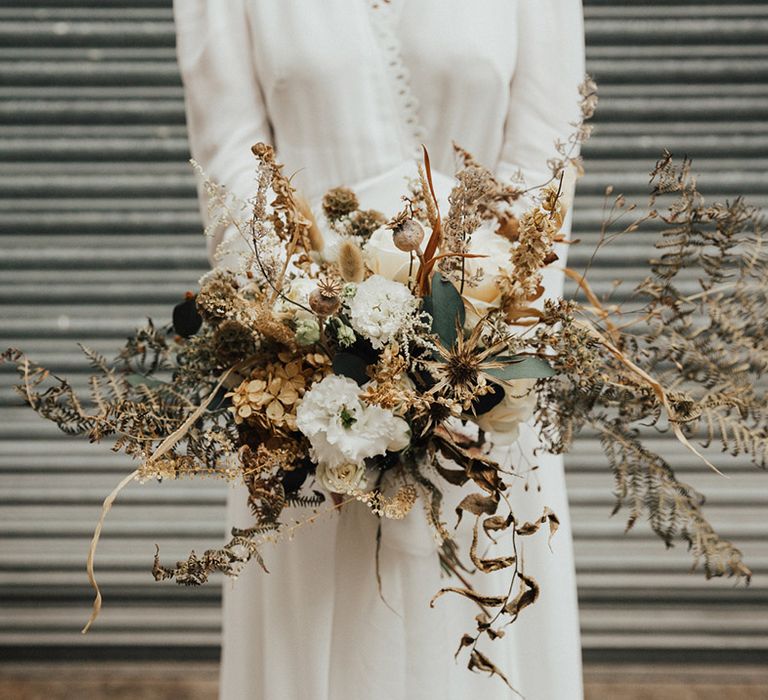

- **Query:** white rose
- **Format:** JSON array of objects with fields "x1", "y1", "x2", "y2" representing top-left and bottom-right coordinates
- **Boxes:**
[
  {"x1": 474, "y1": 379, "x2": 537, "y2": 445},
  {"x1": 363, "y1": 222, "x2": 514, "y2": 328},
  {"x1": 315, "y1": 461, "x2": 367, "y2": 494},
  {"x1": 386, "y1": 415, "x2": 411, "y2": 452},
  {"x1": 460, "y1": 224, "x2": 514, "y2": 326},
  {"x1": 363, "y1": 226, "x2": 413, "y2": 283}
]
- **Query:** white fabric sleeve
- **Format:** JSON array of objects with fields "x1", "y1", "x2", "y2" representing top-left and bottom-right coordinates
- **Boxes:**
[
  {"x1": 496, "y1": 0, "x2": 585, "y2": 298},
  {"x1": 497, "y1": 0, "x2": 586, "y2": 193},
  {"x1": 173, "y1": 0, "x2": 273, "y2": 265}
]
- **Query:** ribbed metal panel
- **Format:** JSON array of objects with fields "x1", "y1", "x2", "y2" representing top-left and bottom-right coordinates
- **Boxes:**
[{"x1": 1, "y1": 1, "x2": 766, "y2": 662}]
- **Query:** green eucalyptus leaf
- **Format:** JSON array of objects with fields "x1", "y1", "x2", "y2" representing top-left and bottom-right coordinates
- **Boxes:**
[
  {"x1": 484, "y1": 356, "x2": 555, "y2": 381},
  {"x1": 423, "y1": 272, "x2": 465, "y2": 349}
]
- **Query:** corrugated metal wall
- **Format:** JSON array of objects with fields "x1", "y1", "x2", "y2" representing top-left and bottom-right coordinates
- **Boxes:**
[{"x1": 1, "y1": 0, "x2": 766, "y2": 663}]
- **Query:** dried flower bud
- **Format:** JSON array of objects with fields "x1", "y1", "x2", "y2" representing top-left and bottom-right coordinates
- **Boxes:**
[
  {"x1": 213, "y1": 319, "x2": 256, "y2": 366},
  {"x1": 295, "y1": 318, "x2": 321, "y2": 346},
  {"x1": 338, "y1": 239, "x2": 365, "y2": 283},
  {"x1": 349, "y1": 209, "x2": 386, "y2": 239},
  {"x1": 322, "y1": 187, "x2": 359, "y2": 221},
  {"x1": 309, "y1": 288, "x2": 341, "y2": 317},
  {"x1": 391, "y1": 218, "x2": 425, "y2": 252}
]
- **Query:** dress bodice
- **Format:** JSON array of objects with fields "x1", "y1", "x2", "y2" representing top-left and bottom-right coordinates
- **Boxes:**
[{"x1": 174, "y1": 0, "x2": 585, "y2": 259}]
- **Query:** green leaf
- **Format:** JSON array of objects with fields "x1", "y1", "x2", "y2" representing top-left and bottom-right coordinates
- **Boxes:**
[
  {"x1": 484, "y1": 356, "x2": 555, "y2": 381},
  {"x1": 332, "y1": 352, "x2": 369, "y2": 386},
  {"x1": 423, "y1": 272, "x2": 465, "y2": 349},
  {"x1": 125, "y1": 373, "x2": 166, "y2": 389}
]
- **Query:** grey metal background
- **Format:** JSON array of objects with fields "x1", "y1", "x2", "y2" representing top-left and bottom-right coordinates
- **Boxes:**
[{"x1": 0, "y1": 0, "x2": 766, "y2": 664}]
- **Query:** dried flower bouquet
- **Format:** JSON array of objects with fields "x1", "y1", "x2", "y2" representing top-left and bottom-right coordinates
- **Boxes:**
[{"x1": 5, "y1": 78, "x2": 765, "y2": 686}]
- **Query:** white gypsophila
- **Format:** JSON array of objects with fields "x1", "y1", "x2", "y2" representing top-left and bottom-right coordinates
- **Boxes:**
[
  {"x1": 346, "y1": 275, "x2": 418, "y2": 349},
  {"x1": 296, "y1": 375, "x2": 411, "y2": 476}
]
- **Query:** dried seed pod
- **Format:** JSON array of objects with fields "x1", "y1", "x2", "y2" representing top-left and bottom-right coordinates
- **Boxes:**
[
  {"x1": 392, "y1": 219, "x2": 425, "y2": 252},
  {"x1": 337, "y1": 239, "x2": 365, "y2": 283},
  {"x1": 348, "y1": 209, "x2": 386, "y2": 239},
  {"x1": 309, "y1": 288, "x2": 341, "y2": 317},
  {"x1": 172, "y1": 292, "x2": 203, "y2": 337},
  {"x1": 213, "y1": 319, "x2": 256, "y2": 367},
  {"x1": 387, "y1": 209, "x2": 425, "y2": 252}
]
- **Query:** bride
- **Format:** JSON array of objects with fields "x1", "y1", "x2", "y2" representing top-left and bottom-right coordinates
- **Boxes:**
[{"x1": 174, "y1": 1, "x2": 585, "y2": 698}]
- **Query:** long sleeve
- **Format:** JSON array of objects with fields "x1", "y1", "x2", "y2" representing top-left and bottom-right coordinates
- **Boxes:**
[
  {"x1": 173, "y1": 0, "x2": 273, "y2": 264},
  {"x1": 497, "y1": 0, "x2": 585, "y2": 192}
]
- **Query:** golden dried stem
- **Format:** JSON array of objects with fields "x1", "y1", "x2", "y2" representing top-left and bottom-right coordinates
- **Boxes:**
[{"x1": 81, "y1": 357, "x2": 257, "y2": 634}]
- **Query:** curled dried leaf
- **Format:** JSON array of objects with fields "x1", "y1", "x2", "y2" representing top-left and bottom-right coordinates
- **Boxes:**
[
  {"x1": 454, "y1": 633, "x2": 475, "y2": 659},
  {"x1": 430, "y1": 586, "x2": 507, "y2": 609},
  {"x1": 467, "y1": 649, "x2": 517, "y2": 693},
  {"x1": 503, "y1": 572, "x2": 540, "y2": 621},
  {"x1": 483, "y1": 514, "x2": 513, "y2": 540},
  {"x1": 514, "y1": 506, "x2": 560, "y2": 550},
  {"x1": 456, "y1": 492, "x2": 499, "y2": 525},
  {"x1": 470, "y1": 518, "x2": 516, "y2": 573}
]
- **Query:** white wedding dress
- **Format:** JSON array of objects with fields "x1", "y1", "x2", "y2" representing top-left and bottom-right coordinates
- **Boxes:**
[{"x1": 174, "y1": 1, "x2": 585, "y2": 698}]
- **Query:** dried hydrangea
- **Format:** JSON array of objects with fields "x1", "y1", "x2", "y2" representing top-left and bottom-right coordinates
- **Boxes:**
[{"x1": 227, "y1": 353, "x2": 330, "y2": 432}]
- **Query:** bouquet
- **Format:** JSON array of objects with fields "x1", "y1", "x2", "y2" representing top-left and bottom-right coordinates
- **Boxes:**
[{"x1": 5, "y1": 79, "x2": 765, "y2": 686}]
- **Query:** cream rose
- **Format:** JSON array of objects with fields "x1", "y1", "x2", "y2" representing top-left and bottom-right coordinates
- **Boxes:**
[
  {"x1": 281, "y1": 276, "x2": 318, "y2": 322},
  {"x1": 315, "y1": 461, "x2": 367, "y2": 494},
  {"x1": 362, "y1": 226, "x2": 412, "y2": 283},
  {"x1": 459, "y1": 224, "x2": 514, "y2": 326},
  {"x1": 363, "y1": 222, "x2": 514, "y2": 327},
  {"x1": 474, "y1": 378, "x2": 537, "y2": 445}
]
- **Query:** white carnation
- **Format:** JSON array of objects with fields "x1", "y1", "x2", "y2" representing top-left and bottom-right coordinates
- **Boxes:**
[
  {"x1": 296, "y1": 375, "x2": 411, "y2": 480},
  {"x1": 346, "y1": 275, "x2": 417, "y2": 349}
]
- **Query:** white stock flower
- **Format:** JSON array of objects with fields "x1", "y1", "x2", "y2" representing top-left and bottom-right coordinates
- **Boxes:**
[
  {"x1": 474, "y1": 378, "x2": 537, "y2": 445},
  {"x1": 346, "y1": 275, "x2": 417, "y2": 349},
  {"x1": 296, "y1": 375, "x2": 411, "y2": 479}
]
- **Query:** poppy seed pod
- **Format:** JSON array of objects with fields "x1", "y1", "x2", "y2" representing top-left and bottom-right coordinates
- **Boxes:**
[
  {"x1": 309, "y1": 288, "x2": 341, "y2": 317},
  {"x1": 392, "y1": 218, "x2": 425, "y2": 252}
]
